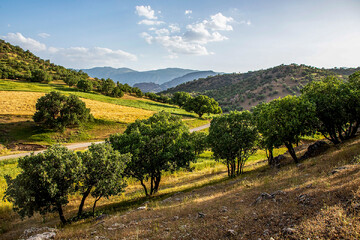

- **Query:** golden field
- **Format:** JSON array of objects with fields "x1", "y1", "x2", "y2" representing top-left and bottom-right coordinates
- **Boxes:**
[{"x1": 0, "y1": 91, "x2": 155, "y2": 123}]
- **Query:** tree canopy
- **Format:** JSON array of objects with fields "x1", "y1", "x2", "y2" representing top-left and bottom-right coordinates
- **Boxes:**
[
  {"x1": 4, "y1": 145, "x2": 82, "y2": 224},
  {"x1": 253, "y1": 96, "x2": 316, "y2": 163},
  {"x1": 33, "y1": 91, "x2": 93, "y2": 130},
  {"x1": 108, "y1": 111, "x2": 196, "y2": 196},
  {"x1": 184, "y1": 95, "x2": 222, "y2": 118},
  {"x1": 208, "y1": 111, "x2": 258, "y2": 177}
]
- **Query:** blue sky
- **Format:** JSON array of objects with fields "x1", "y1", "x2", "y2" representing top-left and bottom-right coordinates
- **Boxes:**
[{"x1": 1, "y1": 0, "x2": 359, "y2": 72}]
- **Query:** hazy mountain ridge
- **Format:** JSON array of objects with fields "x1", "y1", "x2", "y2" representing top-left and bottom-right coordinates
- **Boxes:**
[
  {"x1": 81, "y1": 67, "x2": 198, "y2": 86},
  {"x1": 134, "y1": 70, "x2": 218, "y2": 92}
]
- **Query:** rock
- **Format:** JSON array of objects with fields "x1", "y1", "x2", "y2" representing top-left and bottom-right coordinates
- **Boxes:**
[
  {"x1": 252, "y1": 192, "x2": 274, "y2": 205},
  {"x1": 26, "y1": 232, "x2": 56, "y2": 240},
  {"x1": 298, "y1": 194, "x2": 311, "y2": 205},
  {"x1": 300, "y1": 140, "x2": 329, "y2": 160},
  {"x1": 226, "y1": 229, "x2": 237, "y2": 236},
  {"x1": 198, "y1": 212, "x2": 206, "y2": 218},
  {"x1": 20, "y1": 227, "x2": 57, "y2": 240},
  {"x1": 331, "y1": 166, "x2": 348, "y2": 175},
  {"x1": 221, "y1": 206, "x2": 228, "y2": 212},
  {"x1": 282, "y1": 227, "x2": 296, "y2": 235},
  {"x1": 173, "y1": 216, "x2": 179, "y2": 220},
  {"x1": 137, "y1": 206, "x2": 147, "y2": 210}
]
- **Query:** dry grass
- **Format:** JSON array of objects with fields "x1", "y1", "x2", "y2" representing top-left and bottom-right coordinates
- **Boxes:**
[
  {"x1": 0, "y1": 91, "x2": 154, "y2": 123},
  {"x1": 52, "y1": 138, "x2": 360, "y2": 240}
]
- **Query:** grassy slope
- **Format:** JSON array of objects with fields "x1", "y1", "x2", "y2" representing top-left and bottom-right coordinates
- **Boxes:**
[
  {"x1": 2, "y1": 136, "x2": 360, "y2": 239},
  {"x1": 0, "y1": 79, "x2": 210, "y2": 147}
]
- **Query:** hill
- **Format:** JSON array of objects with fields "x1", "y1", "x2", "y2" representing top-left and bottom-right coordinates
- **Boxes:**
[
  {"x1": 0, "y1": 39, "x2": 88, "y2": 82},
  {"x1": 81, "y1": 67, "x2": 197, "y2": 86},
  {"x1": 163, "y1": 64, "x2": 360, "y2": 112},
  {"x1": 134, "y1": 70, "x2": 218, "y2": 93},
  {"x1": 2, "y1": 132, "x2": 360, "y2": 239}
]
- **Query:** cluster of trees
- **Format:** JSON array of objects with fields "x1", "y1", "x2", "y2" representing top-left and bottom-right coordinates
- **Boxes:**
[
  {"x1": 5, "y1": 144, "x2": 130, "y2": 224},
  {"x1": 208, "y1": 71, "x2": 360, "y2": 175},
  {"x1": 5, "y1": 111, "x2": 207, "y2": 224},
  {"x1": 33, "y1": 92, "x2": 93, "y2": 130},
  {"x1": 172, "y1": 92, "x2": 222, "y2": 117}
]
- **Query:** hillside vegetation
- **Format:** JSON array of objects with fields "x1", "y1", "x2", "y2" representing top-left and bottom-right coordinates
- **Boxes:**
[{"x1": 163, "y1": 64, "x2": 359, "y2": 112}]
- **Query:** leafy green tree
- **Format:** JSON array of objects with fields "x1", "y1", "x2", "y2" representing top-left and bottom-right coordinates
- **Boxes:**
[
  {"x1": 64, "y1": 75, "x2": 79, "y2": 87},
  {"x1": 4, "y1": 145, "x2": 82, "y2": 224},
  {"x1": 208, "y1": 111, "x2": 258, "y2": 177},
  {"x1": 189, "y1": 131, "x2": 208, "y2": 155},
  {"x1": 111, "y1": 86, "x2": 124, "y2": 98},
  {"x1": 172, "y1": 92, "x2": 192, "y2": 108},
  {"x1": 253, "y1": 96, "x2": 316, "y2": 163},
  {"x1": 302, "y1": 76, "x2": 357, "y2": 144},
  {"x1": 132, "y1": 87, "x2": 143, "y2": 97},
  {"x1": 108, "y1": 111, "x2": 196, "y2": 196},
  {"x1": 76, "y1": 143, "x2": 130, "y2": 217},
  {"x1": 184, "y1": 95, "x2": 222, "y2": 118},
  {"x1": 31, "y1": 69, "x2": 52, "y2": 83},
  {"x1": 101, "y1": 78, "x2": 116, "y2": 95},
  {"x1": 77, "y1": 79, "x2": 93, "y2": 92},
  {"x1": 33, "y1": 91, "x2": 93, "y2": 129}
]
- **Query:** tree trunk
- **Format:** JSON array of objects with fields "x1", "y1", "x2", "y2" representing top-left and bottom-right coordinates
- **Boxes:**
[
  {"x1": 236, "y1": 157, "x2": 240, "y2": 175},
  {"x1": 267, "y1": 148, "x2": 274, "y2": 166},
  {"x1": 153, "y1": 175, "x2": 161, "y2": 194},
  {"x1": 56, "y1": 202, "x2": 66, "y2": 225},
  {"x1": 92, "y1": 195, "x2": 102, "y2": 216},
  {"x1": 285, "y1": 142, "x2": 298, "y2": 164},
  {"x1": 350, "y1": 121, "x2": 359, "y2": 137},
  {"x1": 150, "y1": 175, "x2": 154, "y2": 195},
  {"x1": 140, "y1": 179, "x2": 148, "y2": 196},
  {"x1": 77, "y1": 186, "x2": 92, "y2": 217},
  {"x1": 226, "y1": 159, "x2": 230, "y2": 177}
]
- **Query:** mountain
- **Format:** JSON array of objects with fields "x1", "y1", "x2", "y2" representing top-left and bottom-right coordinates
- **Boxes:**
[
  {"x1": 81, "y1": 67, "x2": 136, "y2": 79},
  {"x1": 133, "y1": 70, "x2": 218, "y2": 93},
  {"x1": 162, "y1": 64, "x2": 360, "y2": 112},
  {"x1": 81, "y1": 67, "x2": 197, "y2": 86}
]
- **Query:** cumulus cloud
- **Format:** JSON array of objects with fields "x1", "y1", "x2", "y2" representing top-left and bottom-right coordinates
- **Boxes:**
[
  {"x1": 138, "y1": 19, "x2": 164, "y2": 26},
  {"x1": 135, "y1": 5, "x2": 157, "y2": 19},
  {"x1": 3, "y1": 32, "x2": 137, "y2": 68},
  {"x1": 185, "y1": 10, "x2": 192, "y2": 15},
  {"x1": 139, "y1": 12, "x2": 234, "y2": 57},
  {"x1": 3, "y1": 32, "x2": 47, "y2": 51},
  {"x1": 38, "y1": 32, "x2": 50, "y2": 38}
]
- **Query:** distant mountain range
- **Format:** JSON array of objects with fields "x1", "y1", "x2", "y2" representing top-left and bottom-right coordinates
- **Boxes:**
[
  {"x1": 81, "y1": 67, "x2": 196, "y2": 86},
  {"x1": 134, "y1": 71, "x2": 218, "y2": 92}
]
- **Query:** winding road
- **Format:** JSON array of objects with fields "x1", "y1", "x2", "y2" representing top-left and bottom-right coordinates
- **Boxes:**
[{"x1": 0, "y1": 124, "x2": 211, "y2": 161}]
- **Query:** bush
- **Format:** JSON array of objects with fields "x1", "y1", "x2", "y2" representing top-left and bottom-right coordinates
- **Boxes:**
[
  {"x1": 31, "y1": 69, "x2": 52, "y2": 83},
  {"x1": 33, "y1": 91, "x2": 93, "y2": 130},
  {"x1": 77, "y1": 79, "x2": 93, "y2": 92}
]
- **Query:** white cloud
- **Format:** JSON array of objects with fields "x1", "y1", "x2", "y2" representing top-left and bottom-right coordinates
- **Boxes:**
[
  {"x1": 135, "y1": 5, "x2": 157, "y2": 19},
  {"x1": 38, "y1": 32, "x2": 50, "y2": 38},
  {"x1": 205, "y1": 13, "x2": 234, "y2": 31},
  {"x1": 3, "y1": 32, "x2": 46, "y2": 51},
  {"x1": 139, "y1": 12, "x2": 234, "y2": 57},
  {"x1": 138, "y1": 19, "x2": 164, "y2": 26},
  {"x1": 185, "y1": 10, "x2": 192, "y2": 15},
  {"x1": 169, "y1": 24, "x2": 180, "y2": 33},
  {"x1": 240, "y1": 20, "x2": 251, "y2": 25},
  {"x1": 3, "y1": 32, "x2": 137, "y2": 68}
]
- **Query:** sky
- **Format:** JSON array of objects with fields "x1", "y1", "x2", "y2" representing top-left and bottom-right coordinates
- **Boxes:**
[{"x1": 0, "y1": 0, "x2": 359, "y2": 72}]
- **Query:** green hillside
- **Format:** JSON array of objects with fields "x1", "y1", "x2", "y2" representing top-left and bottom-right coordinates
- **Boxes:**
[{"x1": 163, "y1": 64, "x2": 359, "y2": 112}]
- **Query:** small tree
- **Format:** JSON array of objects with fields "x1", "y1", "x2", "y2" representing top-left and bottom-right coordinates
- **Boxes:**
[
  {"x1": 208, "y1": 111, "x2": 258, "y2": 177},
  {"x1": 302, "y1": 76, "x2": 355, "y2": 144},
  {"x1": 184, "y1": 95, "x2": 222, "y2": 118},
  {"x1": 172, "y1": 92, "x2": 192, "y2": 108},
  {"x1": 108, "y1": 111, "x2": 196, "y2": 196},
  {"x1": 77, "y1": 79, "x2": 93, "y2": 92},
  {"x1": 64, "y1": 75, "x2": 79, "y2": 87},
  {"x1": 31, "y1": 69, "x2": 52, "y2": 83},
  {"x1": 33, "y1": 91, "x2": 93, "y2": 129},
  {"x1": 4, "y1": 145, "x2": 82, "y2": 224},
  {"x1": 253, "y1": 96, "x2": 316, "y2": 163},
  {"x1": 111, "y1": 86, "x2": 124, "y2": 98},
  {"x1": 101, "y1": 78, "x2": 116, "y2": 95},
  {"x1": 76, "y1": 143, "x2": 130, "y2": 217}
]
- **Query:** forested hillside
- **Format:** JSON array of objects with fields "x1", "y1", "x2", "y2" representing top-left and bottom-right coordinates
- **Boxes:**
[
  {"x1": 0, "y1": 39, "x2": 88, "y2": 82},
  {"x1": 163, "y1": 64, "x2": 359, "y2": 112}
]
